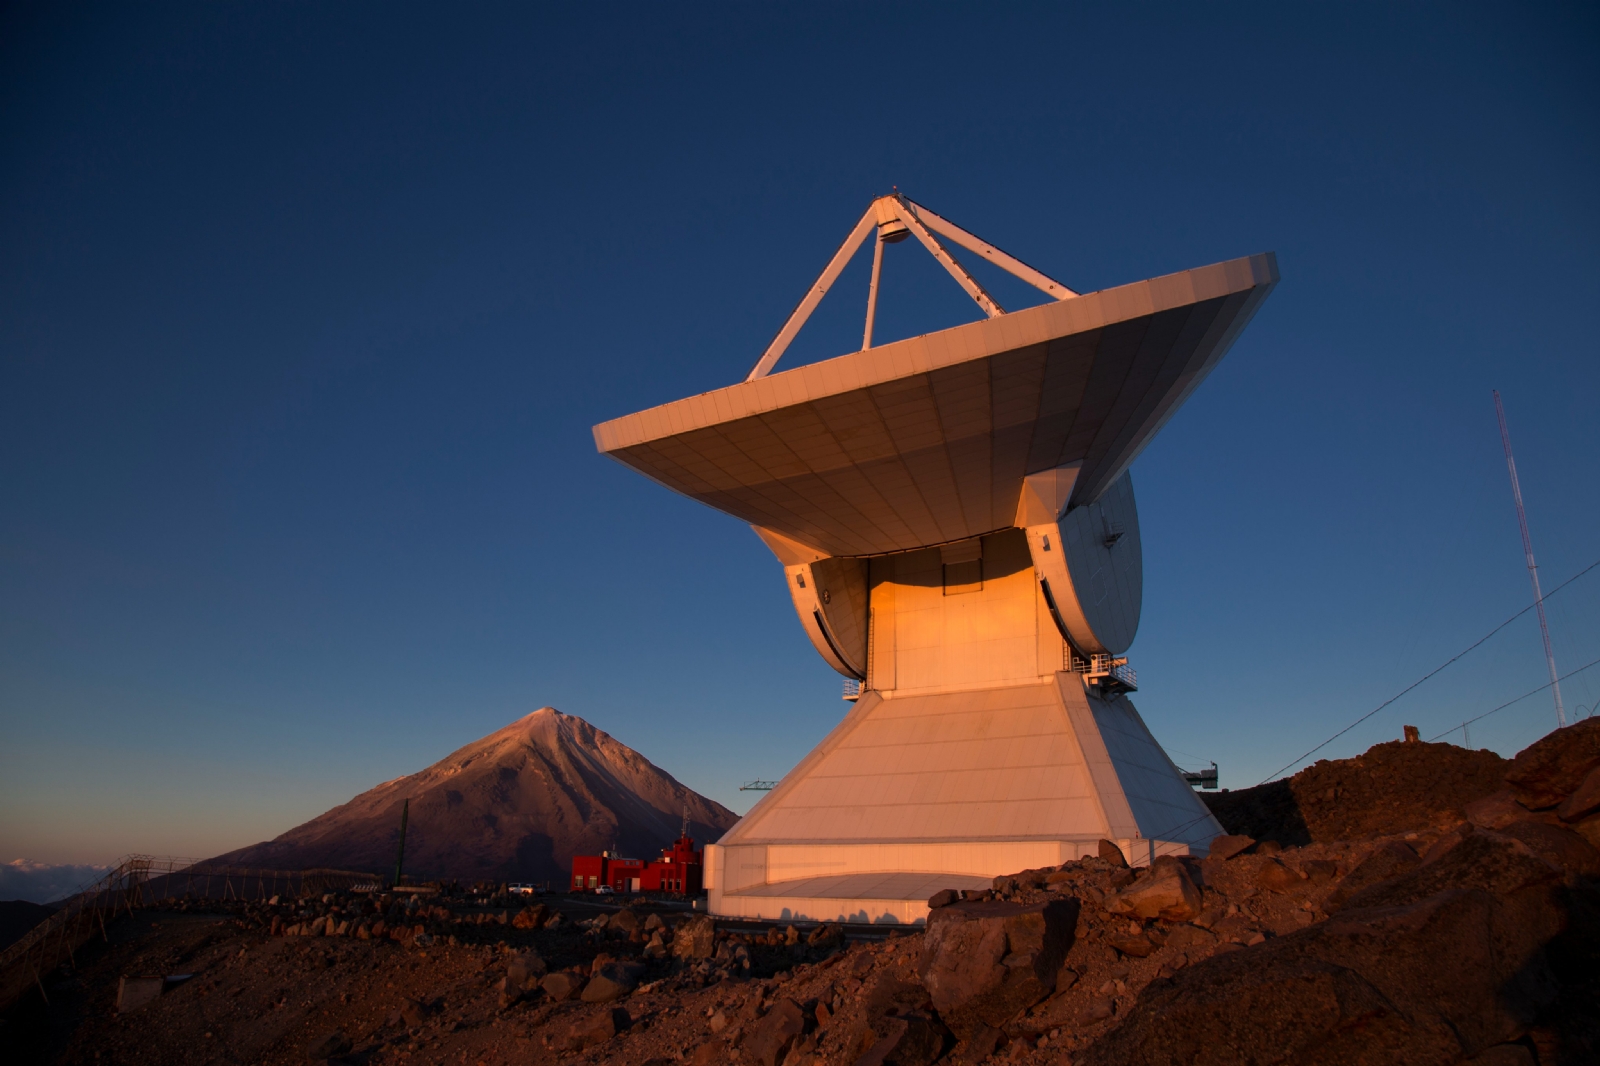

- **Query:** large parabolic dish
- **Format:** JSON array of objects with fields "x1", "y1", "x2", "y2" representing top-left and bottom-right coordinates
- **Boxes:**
[
  {"x1": 594, "y1": 194, "x2": 1277, "y2": 924},
  {"x1": 594, "y1": 254, "x2": 1276, "y2": 558}
]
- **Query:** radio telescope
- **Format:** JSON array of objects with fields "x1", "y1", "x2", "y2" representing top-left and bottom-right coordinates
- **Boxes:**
[{"x1": 594, "y1": 193, "x2": 1277, "y2": 923}]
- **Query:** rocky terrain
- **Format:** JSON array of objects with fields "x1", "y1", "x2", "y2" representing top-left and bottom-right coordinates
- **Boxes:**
[
  {"x1": 6, "y1": 718, "x2": 1599, "y2": 1066},
  {"x1": 1202, "y1": 736, "x2": 1512, "y2": 844},
  {"x1": 214, "y1": 708, "x2": 738, "y2": 883}
]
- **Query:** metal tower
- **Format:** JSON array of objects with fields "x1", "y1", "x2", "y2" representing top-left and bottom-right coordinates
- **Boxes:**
[{"x1": 1494, "y1": 390, "x2": 1566, "y2": 728}]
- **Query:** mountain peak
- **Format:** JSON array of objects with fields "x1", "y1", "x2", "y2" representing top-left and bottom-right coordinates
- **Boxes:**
[{"x1": 215, "y1": 710, "x2": 736, "y2": 882}]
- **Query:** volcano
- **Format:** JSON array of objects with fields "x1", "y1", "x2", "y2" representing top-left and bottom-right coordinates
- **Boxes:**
[{"x1": 216, "y1": 708, "x2": 737, "y2": 883}]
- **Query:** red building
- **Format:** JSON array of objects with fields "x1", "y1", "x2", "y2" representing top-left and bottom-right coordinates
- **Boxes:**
[{"x1": 571, "y1": 833, "x2": 703, "y2": 895}]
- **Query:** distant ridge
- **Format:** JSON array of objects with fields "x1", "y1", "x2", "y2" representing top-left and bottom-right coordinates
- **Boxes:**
[{"x1": 215, "y1": 708, "x2": 737, "y2": 883}]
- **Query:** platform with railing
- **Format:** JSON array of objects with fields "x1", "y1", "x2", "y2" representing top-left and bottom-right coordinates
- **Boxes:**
[{"x1": 1069, "y1": 653, "x2": 1138, "y2": 698}]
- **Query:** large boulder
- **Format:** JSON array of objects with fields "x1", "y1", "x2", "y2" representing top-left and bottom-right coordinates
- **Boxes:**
[
  {"x1": 582, "y1": 960, "x2": 645, "y2": 1002},
  {"x1": 1106, "y1": 860, "x2": 1203, "y2": 920},
  {"x1": 672, "y1": 915, "x2": 716, "y2": 960},
  {"x1": 1558, "y1": 765, "x2": 1600, "y2": 822},
  {"x1": 566, "y1": 1007, "x2": 629, "y2": 1050},
  {"x1": 743, "y1": 998, "x2": 809, "y2": 1066},
  {"x1": 1204, "y1": 741, "x2": 1507, "y2": 845},
  {"x1": 307, "y1": 1030, "x2": 352, "y2": 1059},
  {"x1": 854, "y1": 1011, "x2": 949, "y2": 1066},
  {"x1": 511, "y1": 903, "x2": 548, "y2": 930},
  {"x1": 1464, "y1": 790, "x2": 1539, "y2": 830},
  {"x1": 1326, "y1": 840, "x2": 1419, "y2": 910},
  {"x1": 1084, "y1": 829, "x2": 1568, "y2": 1066},
  {"x1": 1339, "y1": 828, "x2": 1565, "y2": 913},
  {"x1": 506, "y1": 951, "x2": 547, "y2": 991},
  {"x1": 539, "y1": 972, "x2": 586, "y2": 1001},
  {"x1": 1494, "y1": 820, "x2": 1600, "y2": 877},
  {"x1": 1081, "y1": 950, "x2": 1445, "y2": 1065},
  {"x1": 918, "y1": 898, "x2": 1078, "y2": 1037},
  {"x1": 1504, "y1": 717, "x2": 1600, "y2": 810},
  {"x1": 1207, "y1": 834, "x2": 1256, "y2": 861}
]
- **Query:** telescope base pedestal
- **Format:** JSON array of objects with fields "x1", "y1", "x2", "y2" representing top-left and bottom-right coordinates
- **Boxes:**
[{"x1": 705, "y1": 674, "x2": 1222, "y2": 925}]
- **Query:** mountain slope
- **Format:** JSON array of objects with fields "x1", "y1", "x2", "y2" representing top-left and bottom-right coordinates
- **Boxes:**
[{"x1": 217, "y1": 708, "x2": 737, "y2": 883}]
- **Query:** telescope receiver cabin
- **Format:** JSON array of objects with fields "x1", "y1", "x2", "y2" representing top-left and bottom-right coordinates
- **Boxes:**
[{"x1": 594, "y1": 193, "x2": 1277, "y2": 924}]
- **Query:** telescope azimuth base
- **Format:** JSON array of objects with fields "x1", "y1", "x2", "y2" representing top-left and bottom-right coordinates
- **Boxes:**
[{"x1": 705, "y1": 676, "x2": 1223, "y2": 925}]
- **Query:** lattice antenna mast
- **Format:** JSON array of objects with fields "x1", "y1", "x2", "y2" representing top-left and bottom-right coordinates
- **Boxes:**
[{"x1": 1494, "y1": 390, "x2": 1565, "y2": 728}]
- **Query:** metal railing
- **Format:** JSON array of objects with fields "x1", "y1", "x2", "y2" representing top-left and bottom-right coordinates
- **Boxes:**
[
  {"x1": 1070, "y1": 653, "x2": 1137, "y2": 687},
  {"x1": 842, "y1": 678, "x2": 863, "y2": 701}
]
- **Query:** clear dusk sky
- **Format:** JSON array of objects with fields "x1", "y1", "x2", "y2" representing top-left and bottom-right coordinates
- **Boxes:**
[{"x1": 3, "y1": 3, "x2": 1598, "y2": 868}]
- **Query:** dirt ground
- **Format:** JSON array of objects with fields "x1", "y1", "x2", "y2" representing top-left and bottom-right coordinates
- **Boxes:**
[
  {"x1": 4, "y1": 894, "x2": 928, "y2": 1066},
  {"x1": 6, "y1": 733, "x2": 1597, "y2": 1065}
]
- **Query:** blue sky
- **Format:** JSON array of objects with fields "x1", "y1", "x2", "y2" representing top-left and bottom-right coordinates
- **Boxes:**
[{"x1": 3, "y1": 3, "x2": 1597, "y2": 867}]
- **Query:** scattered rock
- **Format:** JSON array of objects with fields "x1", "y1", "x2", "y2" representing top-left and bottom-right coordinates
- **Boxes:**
[
  {"x1": 927, "y1": 889, "x2": 959, "y2": 910},
  {"x1": 919, "y1": 898, "x2": 1078, "y2": 1037},
  {"x1": 608, "y1": 908, "x2": 640, "y2": 937}
]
